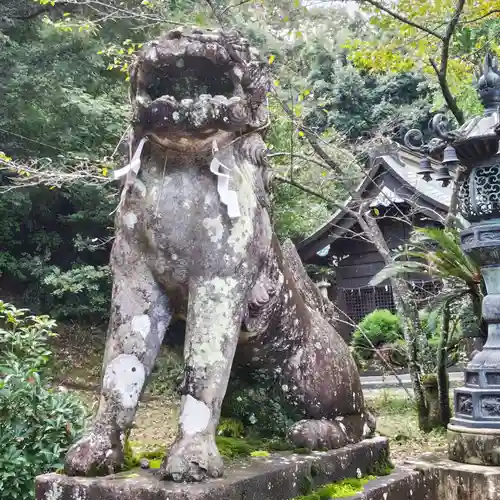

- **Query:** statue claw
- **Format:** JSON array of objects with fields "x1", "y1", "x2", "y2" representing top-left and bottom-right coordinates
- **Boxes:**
[
  {"x1": 64, "y1": 427, "x2": 124, "y2": 477},
  {"x1": 160, "y1": 434, "x2": 223, "y2": 483}
]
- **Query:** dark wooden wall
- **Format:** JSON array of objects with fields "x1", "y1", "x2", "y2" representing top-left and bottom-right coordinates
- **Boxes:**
[{"x1": 334, "y1": 216, "x2": 408, "y2": 290}]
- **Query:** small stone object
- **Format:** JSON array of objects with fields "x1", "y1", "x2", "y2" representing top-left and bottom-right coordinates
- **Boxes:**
[{"x1": 140, "y1": 458, "x2": 150, "y2": 470}]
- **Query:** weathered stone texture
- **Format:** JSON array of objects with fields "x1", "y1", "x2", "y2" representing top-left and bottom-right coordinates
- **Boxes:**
[
  {"x1": 38, "y1": 438, "x2": 388, "y2": 500},
  {"x1": 448, "y1": 427, "x2": 500, "y2": 466},
  {"x1": 349, "y1": 468, "x2": 437, "y2": 500},
  {"x1": 408, "y1": 453, "x2": 500, "y2": 500},
  {"x1": 63, "y1": 26, "x2": 373, "y2": 483}
]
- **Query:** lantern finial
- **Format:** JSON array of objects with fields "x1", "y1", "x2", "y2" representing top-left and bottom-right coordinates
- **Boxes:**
[{"x1": 477, "y1": 52, "x2": 500, "y2": 110}]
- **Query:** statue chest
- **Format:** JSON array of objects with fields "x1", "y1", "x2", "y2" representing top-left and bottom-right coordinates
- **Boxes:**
[{"x1": 117, "y1": 164, "x2": 262, "y2": 285}]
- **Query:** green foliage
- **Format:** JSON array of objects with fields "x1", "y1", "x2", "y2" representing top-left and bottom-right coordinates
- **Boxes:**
[
  {"x1": 352, "y1": 309, "x2": 403, "y2": 361},
  {"x1": 344, "y1": 0, "x2": 500, "y2": 119},
  {"x1": 148, "y1": 349, "x2": 184, "y2": 397},
  {"x1": 0, "y1": 301, "x2": 88, "y2": 500},
  {"x1": 217, "y1": 418, "x2": 245, "y2": 438},
  {"x1": 366, "y1": 451, "x2": 394, "y2": 477},
  {"x1": 371, "y1": 226, "x2": 483, "y2": 348},
  {"x1": 222, "y1": 368, "x2": 302, "y2": 438},
  {"x1": 42, "y1": 265, "x2": 111, "y2": 320},
  {"x1": 293, "y1": 475, "x2": 376, "y2": 500},
  {"x1": 215, "y1": 436, "x2": 254, "y2": 459},
  {"x1": 305, "y1": 61, "x2": 433, "y2": 141}
]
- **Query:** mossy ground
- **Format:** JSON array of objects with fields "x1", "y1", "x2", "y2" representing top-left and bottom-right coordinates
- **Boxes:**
[
  {"x1": 122, "y1": 435, "x2": 296, "y2": 470},
  {"x1": 365, "y1": 389, "x2": 448, "y2": 462}
]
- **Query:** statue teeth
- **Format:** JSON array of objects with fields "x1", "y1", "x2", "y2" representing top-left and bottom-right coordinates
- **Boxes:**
[
  {"x1": 180, "y1": 99, "x2": 194, "y2": 109},
  {"x1": 211, "y1": 95, "x2": 228, "y2": 105}
]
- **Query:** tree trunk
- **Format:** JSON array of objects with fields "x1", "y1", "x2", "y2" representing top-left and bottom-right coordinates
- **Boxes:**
[
  {"x1": 390, "y1": 277, "x2": 431, "y2": 431},
  {"x1": 357, "y1": 207, "x2": 430, "y2": 431},
  {"x1": 437, "y1": 303, "x2": 451, "y2": 427},
  {"x1": 422, "y1": 374, "x2": 441, "y2": 429}
]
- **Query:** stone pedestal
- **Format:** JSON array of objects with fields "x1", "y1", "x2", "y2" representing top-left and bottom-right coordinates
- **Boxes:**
[
  {"x1": 448, "y1": 223, "x2": 500, "y2": 465},
  {"x1": 448, "y1": 425, "x2": 500, "y2": 465},
  {"x1": 407, "y1": 453, "x2": 500, "y2": 500},
  {"x1": 36, "y1": 438, "x2": 389, "y2": 500}
]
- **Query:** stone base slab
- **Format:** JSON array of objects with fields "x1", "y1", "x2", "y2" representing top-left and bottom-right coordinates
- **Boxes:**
[
  {"x1": 346, "y1": 467, "x2": 436, "y2": 500},
  {"x1": 407, "y1": 453, "x2": 500, "y2": 500},
  {"x1": 448, "y1": 425, "x2": 500, "y2": 465},
  {"x1": 36, "y1": 437, "x2": 389, "y2": 500}
]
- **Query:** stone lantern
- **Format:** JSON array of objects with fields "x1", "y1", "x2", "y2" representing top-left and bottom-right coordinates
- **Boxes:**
[{"x1": 405, "y1": 53, "x2": 500, "y2": 465}]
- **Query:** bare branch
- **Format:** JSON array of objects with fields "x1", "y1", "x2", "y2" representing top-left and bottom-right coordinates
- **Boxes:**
[
  {"x1": 220, "y1": 0, "x2": 254, "y2": 16},
  {"x1": 274, "y1": 92, "x2": 345, "y2": 175},
  {"x1": 268, "y1": 152, "x2": 332, "y2": 171},
  {"x1": 460, "y1": 9, "x2": 500, "y2": 24},
  {"x1": 0, "y1": 157, "x2": 111, "y2": 193},
  {"x1": 204, "y1": 0, "x2": 226, "y2": 27},
  {"x1": 273, "y1": 174, "x2": 343, "y2": 210},
  {"x1": 429, "y1": 0, "x2": 466, "y2": 125},
  {"x1": 355, "y1": 0, "x2": 443, "y2": 40}
]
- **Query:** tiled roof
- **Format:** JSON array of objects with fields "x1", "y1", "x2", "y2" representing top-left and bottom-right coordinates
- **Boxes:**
[{"x1": 297, "y1": 146, "x2": 454, "y2": 255}]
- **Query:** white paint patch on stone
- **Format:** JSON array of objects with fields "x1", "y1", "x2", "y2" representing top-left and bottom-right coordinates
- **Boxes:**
[
  {"x1": 102, "y1": 354, "x2": 145, "y2": 411},
  {"x1": 203, "y1": 216, "x2": 224, "y2": 243},
  {"x1": 131, "y1": 314, "x2": 151, "y2": 339},
  {"x1": 123, "y1": 211, "x2": 138, "y2": 229},
  {"x1": 180, "y1": 395, "x2": 211, "y2": 436}
]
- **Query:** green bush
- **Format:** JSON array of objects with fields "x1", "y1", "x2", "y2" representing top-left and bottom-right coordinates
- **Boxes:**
[
  {"x1": 222, "y1": 368, "x2": 302, "y2": 438},
  {"x1": 0, "y1": 301, "x2": 87, "y2": 500},
  {"x1": 148, "y1": 349, "x2": 184, "y2": 397},
  {"x1": 352, "y1": 309, "x2": 403, "y2": 361},
  {"x1": 42, "y1": 264, "x2": 111, "y2": 321}
]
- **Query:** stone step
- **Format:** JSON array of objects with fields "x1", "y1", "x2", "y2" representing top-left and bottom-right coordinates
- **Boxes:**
[
  {"x1": 348, "y1": 467, "x2": 436, "y2": 500},
  {"x1": 36, "y1": 437, "x2": 389, "y2": 500}
]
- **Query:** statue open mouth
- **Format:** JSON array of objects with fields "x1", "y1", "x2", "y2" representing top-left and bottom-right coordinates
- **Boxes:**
[{"x1": 130, "y1": 27, "x2": 269, "y2": 150}]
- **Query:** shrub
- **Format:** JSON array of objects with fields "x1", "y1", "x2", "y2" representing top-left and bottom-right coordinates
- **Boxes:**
[
  {"x1": 41, "y1": 264, "x2": 111, "y2": 321},
  {"x1": 148, "y1": 349, "x2": 184, "y2": 397},
  {"x1": 222, "y1": 368, "x2": 302, "y2": 438},
  {"x1": 352, "y1": 309, "x2": 403, "y2": 361},
  {"x1": 0, "y1": 301, "x2": 87, "y2": 500}
]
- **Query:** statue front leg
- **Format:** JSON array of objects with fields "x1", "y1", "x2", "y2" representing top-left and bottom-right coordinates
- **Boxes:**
[
  {"x1": 161, "y1": 275, "x2": 247, "y2": 482},
  {"x1": 65, "y1": 233, "x2": 171, "y2": 476}
]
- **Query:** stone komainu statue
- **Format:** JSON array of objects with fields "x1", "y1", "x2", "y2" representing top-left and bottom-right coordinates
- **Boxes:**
[{"x1": 64, "y1": 27, "x2": 375, "y2": 483}]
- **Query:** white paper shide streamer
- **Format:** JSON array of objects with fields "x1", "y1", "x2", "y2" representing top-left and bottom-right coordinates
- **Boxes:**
[
  {"x1": 110, "y1": 137, "x2": 148, "y2": 214},
  {"x1": 210, "y1": 141, "x2": 241, "y2": 219},
  {"x1": 113, "y1": 137, "x2": 148, "y2": 181}
]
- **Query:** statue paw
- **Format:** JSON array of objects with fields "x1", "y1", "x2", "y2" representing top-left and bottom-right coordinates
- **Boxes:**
[
  {"x1": 160, "y1": 433, "x2": 223, "y2": 482},
  {"x1": 288, "y1": 419, "x2": 350, "y2": 450},
  {"x1": 64, "y1": 427, "x2": 124, "y2": 476}
]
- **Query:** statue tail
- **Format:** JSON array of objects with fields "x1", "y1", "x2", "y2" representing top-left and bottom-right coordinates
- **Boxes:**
[{"x1": 280, "y1": 238, "x2": 338, "y2": 328}]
